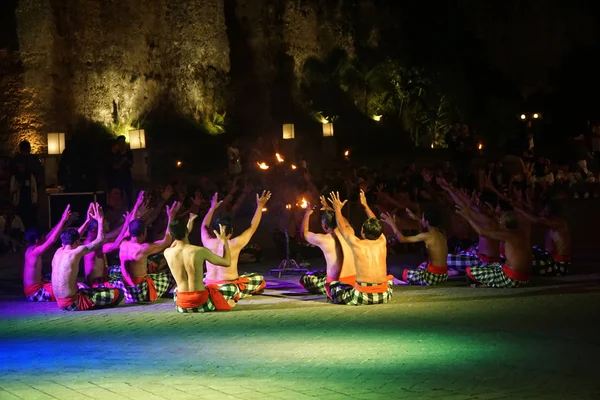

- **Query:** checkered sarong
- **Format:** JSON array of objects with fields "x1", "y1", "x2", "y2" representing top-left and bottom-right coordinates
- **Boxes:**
[
  {"x1": 402, "y1": 261, "x2": 448, "y2": 286},
  {"x1": 466, "y1": 263, "x2": 529, "y2": 288},
  {"x1": 446, "y1": 253, "x2": 483, "y2": 273},
  {"x1": 24, "y1": 282, "x2": 55, "y2": 302},
  {"x1": 205, "y1": 273, "x2": 266, "y2": 301},
  {"x1": 59, "y1": 288, "x2": 124, "y2": 311},
  {"x1": 91, "y1": 265, "x2": 124, "y2": 288},
  {"x1": 173, "y1": 284, "x2": 239, "y2": 313},
  {"x1": 111, "y1": 272, "x2": 176, "y2": 303},
  {"x1": 299, "y1": 270, "x2": 327, "y2": 295},
  {"x1": 532, "y1": 246, "x2": 556, "y2": 276},
  {"x1": 329, "y1": 279, "x2": 393, "y2": 305}
]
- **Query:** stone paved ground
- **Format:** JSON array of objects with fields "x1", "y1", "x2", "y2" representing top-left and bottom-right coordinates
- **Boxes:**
[{"x1": 1, "y1": 251, "x2": 600, "y2": 400}]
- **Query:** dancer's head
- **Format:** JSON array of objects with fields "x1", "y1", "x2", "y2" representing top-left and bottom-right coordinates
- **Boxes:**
[
  {"x1": 321, "y1": 210, "x2": 337, "y2": 233},
  {"x1": 499, "y1": 212, "x2": 519, "y2": 231},
  {"x1": 421, "y1": 209, "x2": 441, "y2": 230},
  {"x1": 361, "y1": 218, "x2": 383, "y2": 240},
  {"x1": 25, "y1": 228, "x2": 45, "y2": 246},
  {"x1": 129, "y1": 218, "x2": 147, "y2": 241},
  {"x1": 60, "y1": 228, "x2": 80, "y2": 246},
  {"x1": 87, "y1": 219, "x2": 109, "y2": 239},
  {"x1": 212, "y1": 215, "x2": 233, "y2": 236},
  {"x1": 168, "y1": 220, "x2": 188, "y2": 241}
]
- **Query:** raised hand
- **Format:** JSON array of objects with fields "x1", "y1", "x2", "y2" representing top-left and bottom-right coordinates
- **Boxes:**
[
  {"x1": 166, "y1": 201, "x2": 181, "y2": 219},
  {"x1": 436, "y1": 177, "x2": 450, "y2": 190},
  {"x1": 189, "y1": 212, "x2": 198, "y2": 221},
  {"x1": 191, "y1": 191, "x2": 204, "y2": 207},
  {"x1": 209, "y1": 192, "x2": 222, "y2": 210},
  {"x1": 359, "y1": 189, "x2": 368, "y2": 207},
  {"x1": 305, "y1": 207, "x2": 314, "y2": 217},
  {"x1": 213, "y1": 224, "x2": 230, "y2": 242},
  {"x1": 89, "y1": 203, "x2": 104, "y2": 221},
  {"x1": 455, "y1": 204, "x2": 469, "y2": 217},
  {"x1": 61, "y1": 204, "x2": 72, "y2": 221},
  {"x1": 161, "y1": 185, "x2": 174, "y2": 201},
  {"x1": 380, "y1": 212, "x2": 397, "y2": 227},
  {"x1": 134, "y1": 190, "x2": 145, "y2": 208},
  {"x1": 257, "y1": 190, "x2": 272, "y2": 207},
  {"x1": 328, "y1": 191, "x2": 347, "y2": 210},
  {"x1": 319, "y1": 195, "x2": 332, "y2": 211},
  {"x1": 375, "y1": 183, "x2": 386, "y2": 193},
  {"x1": 405, "y1": 207, "x2": 417, "y2": 220}
]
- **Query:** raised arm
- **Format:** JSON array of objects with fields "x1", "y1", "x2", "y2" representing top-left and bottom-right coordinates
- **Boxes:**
[
  {"x1": 102, "y1": 211, "x2": 135, "y2": 253},
  {"x1": 328, "y1": 191, "x2": 355, "y2": 242},
  {"x1": 234, "y1": 190, "x2": 271, "y2": 248},
  {"x1": 78, "y1": 204, "x2": 106, "y2": 255},
  {"x1": 144, "y1": 201, "x2": 181, "y2": 254},
  {"x1": 187, "y1": 213, "x2": 198, "y2": 237},
  {"x1": 380, "y1": 212, "x2": 428, "y2": 243},
  {"x1": 359, "y1": 189, "x2": 376, "y2": 219},
  {"x1": 301, "y1": 207, "x2": 325, "y2": 246},
  {"x1": 456, "y1": 205, "x2": 513, "y2": 242},
  {"x1": 198, "y1": 224, "x2": 232, "y2": 267},
  {"x1": 201, "y1": 193, "x2": 223, "y2": 244},
  {"x1": 143, "y1": 186, "x2": 173, "y2": 226},
  {"x1": 33, "y1": 205, "x2": 72, "y2": 255}
]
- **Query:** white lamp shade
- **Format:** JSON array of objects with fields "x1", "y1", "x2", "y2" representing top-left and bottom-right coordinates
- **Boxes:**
[
  {"x1": 47, "y1": 133, "x2": 65, "y2": 155},
  {"x1": 322, "y1": 123, "x2": 334, "y2": 137},
  {"x1": 128, "y1": 129, "x2": 146, "y2": 149},
  {"x1": 282, "y1": 124, "x2": 295, "y2": 140}
]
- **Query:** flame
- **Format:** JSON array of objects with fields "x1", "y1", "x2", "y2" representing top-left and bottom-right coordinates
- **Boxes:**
[
  {"x1": 275, "y1": 153, "x2": 284, "y2": 162},
  {"x1": 299, "y1": 197, "x2": 308, "y2": 209},
  {"x1": 257, "y1": 162, "x2": 269, "y2": 170},
  {"x1": 285, "y1": 204, "x2": 292, "y2": 210},
  {"x1": 478, "y1": 143, "x2": 483, "y2": 150},
  {"x1": 431, "y1": 143, "x2": 434, "y2": 149},
  {"x1": 262, "y1": 207, "x2": 267, "y2": 212},
  {"x1": 344, "y1": 150, "x2": 350, "y2": 157},
  {"x1": 176, "y1": 160, "x2": 183, "y2": 167},
  {"x1": 291, "y1": 164, "x2": 297, "y2": 170}
]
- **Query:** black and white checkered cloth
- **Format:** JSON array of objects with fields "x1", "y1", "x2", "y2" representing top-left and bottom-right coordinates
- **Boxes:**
[
  {"x1": 111, "y1": 272, "x2": 176, "y2": 303},
  {"x1": 299, "y1": 270, "x2": 327, "y2": 295},
  {"x1": 466, "y1": 263, "x2": 529, "y2": 288},
  {"x1": 59, "y1": 288, "x2": 124, "y2": 311},
  {"x1": 329, "y1": 279, "x2": 393, "y2": 305},
  {"x1": 403, "y1": 261, "x2": 448, "y2": 286},
  {"x1": 532, "y1": 246, "x2": 556, "y2": 276},
  {"x1": 25, "y1": 283, "x2": 55, "y2": 302},
  {"x1": 174, "y1": 284, "x2": 240, "y2": 313}
]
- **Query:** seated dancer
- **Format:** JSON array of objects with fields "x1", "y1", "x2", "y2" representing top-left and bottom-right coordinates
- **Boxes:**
[
  {"x1": 327, "y1": 191, "x2": 393, "y2": 305},
  {"x1": 84, "y1": 192, "x2": 143, "y2": 287},
  {"x1": 202, "y1": 191, "x2": 271, "y2": 301},
  {"x1": 115, "y1": 201, "x2": 180, "y2": 303},
  {"x1": 299, "y1": 195, "x2": 357, "y2": 297},
  {"x1": 456, "y1": 204, "x2": 532, "y2": 288},
  {"x1": 438, "y1": 179, "x2": 503, "y2": 274},
  {"x1": 23, "y1": 205, "x2": 72, "y2": 302},
  {"x1": 52, "y1": 203, "x2": 124, "y2": 311},
  {"x1": 381, "y1": 209, "x2": 448, "y2": 286},
  {"x1": 516, "y1": 202, "x2": 571, "y2": 276},
  {"x1": 164, "y1": 215, "x2": 239, "y2": 313}
]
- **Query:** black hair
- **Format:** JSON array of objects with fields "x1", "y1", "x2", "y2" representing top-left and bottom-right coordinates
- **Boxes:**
[
  {"x1": 129, "y1": 218, "x2": 146, "y2": 238},
  {"x1": 168, "y1": 220, "x2": 188, "y2": 241},
  {"x1": 503, "y1": 213, "x2": 519, "y2": 230},
  {"x1": 321, "y1": 210, "x2": 337, "y2": 230},
  {"x1": 362, "y1": 218, "x2": 383, "y2": 240},
  {"x1": 60, "y1": 228, "x2": 80, "y2": 246},
  {"x1": 25, "y1": 228, "x2": 43, "y2": 246},
  {"x1": 422, "y1": 209, "x2": 441, "y2": 228},
  {"x1": 116, "y1": 135, "x2": 126, "y2": 142},
  {"x1": 212, "y1": 215, "x2": 233, "y2": 236},
  {"x1": 19, "y1": 140, "x2": 31, "y2": 152}
]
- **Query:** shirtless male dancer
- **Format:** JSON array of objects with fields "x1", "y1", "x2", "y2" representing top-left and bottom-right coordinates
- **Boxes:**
[
  {"x1": 23, "y1": 205, "x2": 72, "y2": 302},
  {"x1": 116, "y1": 201, "x2": 180, "y2": 303},
  {"x1": 84, "y1": 191, "x2": 143, "y2": 287},
  {"x1": 516, "y1": 202, "x2": 571, "y2": 276},
  {"x1": 438, "y1": 178, "x2": 503, "y2": 275},
  {"x1": 202, "y1": 191, "x2": 271, "y2": 301},
  {"x1": 299, "y1": 195, "x2": 357, "y2": 297},
  {"x1": 456, "y1": 204, "x2": 532, "y2": 287},
  {"x1": 381, "y1": 208, "x2": 448, "y2": 286},
  {"x1": 52, "y1": 203, "x2": 124, "y2": 310},
  {"x1": 327, "y1": 191, "x2": 393, "y2": 305},
  {"x1": 164, "y1": 216, "x2": 239, "y2": 313}
]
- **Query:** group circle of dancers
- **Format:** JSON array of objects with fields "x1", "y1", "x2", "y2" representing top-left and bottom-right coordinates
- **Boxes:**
[{"x1": 22, "y1": 174, "x2": 570, "y2": 312}]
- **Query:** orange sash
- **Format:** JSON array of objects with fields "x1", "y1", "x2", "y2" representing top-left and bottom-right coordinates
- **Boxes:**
[
  {"x1": 551, "y1": 253, "x2": 571, "y2": 263},
  {"x1": 131, "y1": 276, "x2": 158, "y2": 301},
  {"x1": 205, "y1": 276, "x2": 251, "y2": 291},
  {"x1": 23, "y1": 282, "x2": 55, "y2": 300},
  {"x1": 325, "y1": 274, "x2": 357, "y2": 285},
  {"x1": 477, "y1": 253, "x2": 503, "y2": 264},
  {"x1": 56, "y1": 292, "x2": 95, "y2": 310},
  {"x1": 502, "y1": 265, "x2": 530, "y2": 281},
  {"x1": 426, "y1": 264, "x2": 448, "y2": 275},
  {"x1": 177, "y1": 288, "x2": 231, "y2": 311},
  {"x1": 353, "y1": 275, "x2": 394, "y2": 294}
]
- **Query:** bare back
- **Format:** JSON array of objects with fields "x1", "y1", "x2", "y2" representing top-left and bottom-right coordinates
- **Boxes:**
[
  {"x1": 83, "y1": 246, "x2": 105, "y2": 284},
  {"x1": 23, "y1": 247, "x2": 43, "y2": 287},
  {"x1": 306, "y1": 229, "x2": 356, "y2": 279},
  {"x1": 347, "y1": 235, "x2": 388, "y2": 283},
  {"x1": 422, "y1": 228, "x2": 448, "y2": 267},
  {"x1": 204, "y1": 236, "x2": 243, "y2": 281},
  {"x1": 51, "y1": 248, "x2": 84, "y2": 298},
  {"x1": 164, "y1": 243, "x2": 206, "y2": 292},
  {"x1": 119, "y1": 240, "x2": 151, "y2": 285},
  {"x1": 503, "y1": 231, "x2": 532, "y2": 275},
  {"x1": 545, "y1": 220, "x2": 571, "y2": 257}
]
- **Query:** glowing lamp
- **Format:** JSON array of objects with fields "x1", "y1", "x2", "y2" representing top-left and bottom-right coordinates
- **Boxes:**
[
  {"x1": 285, "y1": 204, "x2": 292, "y2": 210},
  {"x1": 275, "y1": 153, "x2": 284, "y2": 163},
  {"x1": 344, "y1": 150, "x2": 350, "y2": 157},
  {"x1": 478, "y1": 143, "x2": 483, "y2": 150},
  {"x1": 533, "y1": 113, "x2": 540, "y2": 119},
  {"x1": 431, "y1": 143, "x2": 434, "y2": 149},
  {"x1": 176, "y1": 161, "x2": 183, "y2": 167},
  {"x1": 282, "y1": 124, "x2": 295, "y2": 139},
  {"x1": 262, "y1": 207, "x2": 268, "y2": 212},
  {"x1": 47, "y1": 133, "x2": 65, "y2": 155},
  {"x1": 520, "y1": 114, "x2": 526, "y2": 120},
  {"x1": 257, "y1": 162, "x2": 269, "y2": 170},
  {"x1": 372, "y1": 115, "x2": 382, "y2": 122},
  {"x1": 322, "y1": 122, "x2": 334, "y2": 137},
  {"x1": 128, "y1": 129, "x2": 146, "y2": 149},
  {"x1": 291, "y1": 164, "x2": 297, "y2": 170}
]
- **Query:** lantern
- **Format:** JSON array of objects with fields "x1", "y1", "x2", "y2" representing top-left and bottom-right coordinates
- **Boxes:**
[
  {"x1": 282, "y1": 124, "x2": 295, "y2": 140},
  {"x1": 47, "y1": 133, "x2": 65, "y2": 155},
  {"x1": 128, "y1": 129, "x2": 146, "y2": 149},
  {"x1": 322, "y1": 122, "x2": 334, "y2": 137}
]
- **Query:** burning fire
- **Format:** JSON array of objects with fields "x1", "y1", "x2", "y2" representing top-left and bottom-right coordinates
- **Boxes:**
[
  {"x1": 275, "y1": 153, "x2": 284, "y2": 163},
  {"x1": 285, "y1": 204, "x2": 292, "y2": 210},
  {"x1": 344, "y1": 150, "x2": 350, "y2": 157},
  {"x1": 262, "y1": 207, "x2": 268, "y2": 212},
  {"x1": 257, "y1": 162, "x2": 269, "y2": 170},
  {"x1": 478, "y1": 143, "x2": 483, "y2": 150},
  {"x1": 299, "y1": 197, "x2": 308, "y2": 209},
  {"x1": 291, "y1": 164, "x2": 297, "y2": 170},
  {"x1": 431, "y1": 143, "x2": 434, "y2": 149},
  {"x1": 176, "y1": 160, "x2": 183, "y2": 167}
]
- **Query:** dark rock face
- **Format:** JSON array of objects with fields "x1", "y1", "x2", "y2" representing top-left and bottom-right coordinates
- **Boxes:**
[{"x1": 14, "y1": 0, "x2": 230, "y2": 145}]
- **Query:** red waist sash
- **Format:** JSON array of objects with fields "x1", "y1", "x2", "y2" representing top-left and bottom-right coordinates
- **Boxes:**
[
  {"x1": 56, "y1": 292, "x2": 94, "y2": 310},
  {"x1": 325, "y1": 274, "x2": 357, "y2": 285},
  {"x1": 23, "y1": 282, "x2": 55, "y2": 300},
  {"x1": 502, "y1": 265, "x2": 530, "y2": 281},
  {"x1": 353, "y1": 275, "x2": 394, "y2": 294},
  {"x1": 205, "y1": 276, "x2": 251, "y2": 291},
  {"x1": 177, "y1": 288, "x2": 231, "y2": 311},
  {"x1": 551, "y1": 253, "x2": 572, "y2": 263},
  {"x1": 131, "y1": 276, "x2": 158, "y2": 301},
  {"x1": 426, "y1": 264, "x2": 448, "y2": 275},
  {"x1": 477, "y1": 253, "x2": 503, "y2": 263}
]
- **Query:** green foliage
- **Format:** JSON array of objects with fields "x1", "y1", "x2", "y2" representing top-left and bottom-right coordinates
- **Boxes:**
[{"x1": 201, "y1": 111, "x2": 227, "y2": 136}]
